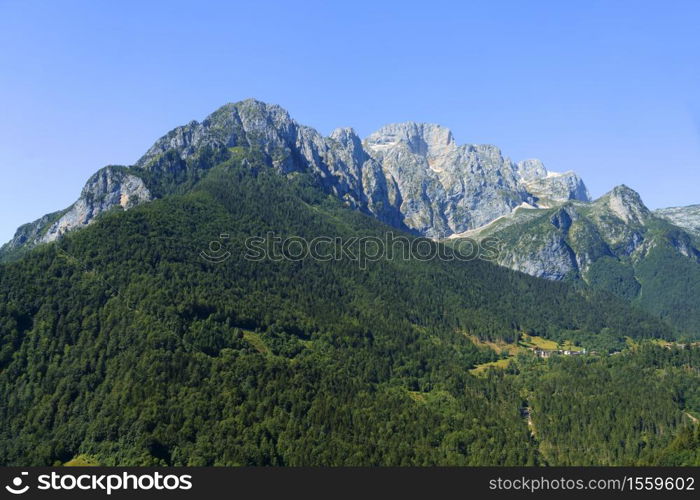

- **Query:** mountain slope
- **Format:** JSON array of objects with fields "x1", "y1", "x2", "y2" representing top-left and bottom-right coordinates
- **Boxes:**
[
  {"x1": 0, "y1": 150, "x2": 674, "y2": 466},
  {"x1": 655, "y1": 204, "x2": 700, "y2": 238},
  {"x1": 456, "y1": 185, "x2": 700, "y2": 334}
]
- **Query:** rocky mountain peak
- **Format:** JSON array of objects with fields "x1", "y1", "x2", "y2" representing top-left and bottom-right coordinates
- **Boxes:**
[
  {"x1": 364, "y1": 122, "x2": 456, "y2": 161},
  {"x1": 516, "y1": 159, "x2": 548, "y2": 181},
  {"x1": 41, "y1": 167, "x2": 152, "y2": 244},
  {"x1": 329, "y1": 127, "x2": 363, "y2": 152},
  {"x1": 212, "y1": 98, "x2": 293, "y2": 127},
  {"x1": 598, "y1": 185, "x2": 650, "y2": 225},
  {"x1": 362, "y1": 122, "x2": 532, "y2": 236},
  {"x1": 330, "y1": 126, "x2": 359, "y2": 141}
]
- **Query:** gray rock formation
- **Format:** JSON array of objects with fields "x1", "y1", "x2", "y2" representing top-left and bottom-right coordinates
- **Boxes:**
[
  {"x1": 363, "y1": 122, "x2": 589, "y2": 237},
  {"x1": 515, "y1": 159, "x2": 590, "y2": 205},
  {"x1": 0, "y1": 166, "x2": 151, "y2": 257},
  {"x1": 136, "y1": 100, "x2": 591, "y2": 238},
  {"x1": 655, "y1": 204, "x2": 700, "y2": 238},
  {"x1": 0, "y1": 210, "x2": 65, "y2": 258},
  {"x1": 39, "y1": 166, "x2": 152, "y2": 243},
  {"x1": 499, "y1": 229, "x2": 579, "y2": 280},
  {"x1": 522, "y1": 170, "x2": 590, "y2": 206},
  {"x1": 135, "y1": 100, "x2": 406, "y2": 228},
  {"x1": 364, "y1": 123, "x2": 529, "y2": 237},
  {"x1": 594, "y1": 185, "x2": 650, "y2": 226}
]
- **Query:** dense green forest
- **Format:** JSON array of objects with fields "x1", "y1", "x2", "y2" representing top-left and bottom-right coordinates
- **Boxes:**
[{"x1": 0, "y1": 156, "x2": 698, "y2": 465}]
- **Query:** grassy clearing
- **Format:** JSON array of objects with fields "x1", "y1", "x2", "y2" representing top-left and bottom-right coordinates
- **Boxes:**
[
  {"x1": 469, "y1": 357, "x2": 513, "y2": 376},
  {"x1": 468, "y1": 333, "x2": 586, "y2": 376},
  {"x1": 520, "y1": 334, "x2": 558, "y2": 351},
  {"x1": 63, "y1": 455, "x2": 100, "y2": 466},
  {"x1": 407, "y1": 391, "x2": 427, "y2": 403},
  {"x1": 466, "y1": 334, "x2": 523, "y2": 356},
  {"x1": 242, "y1": 330, "x2": 270, "y2": 354},
  {"x1": 650, "y1": 338, "x2": 674, "y2": 348}
]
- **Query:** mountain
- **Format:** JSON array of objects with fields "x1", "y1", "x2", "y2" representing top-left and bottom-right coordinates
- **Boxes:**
[
  {"x1": 655, "y1": 204, "x2": 700, "y2": 238},
  {"x1": 1, "y1": 99, "x2": 589, "y2": 259},
  {"x1": 2, "y1": 98, "x2": 697, "y2": 332},
  {"x1": 362, "y1": 123, "x2": 588, "y2": 237},
  {"x1": 0, "y1": 152, "x2": 684, "y2": 466},
  {"x1": 1, "y1": 99, "x2": 699, "y2": 466},
  {"x1": 0, "y1": 166, "x2": 151, "y2": 261},
  {"x1": 456, "y1": 185, "x2": 700, "y2": 334}
]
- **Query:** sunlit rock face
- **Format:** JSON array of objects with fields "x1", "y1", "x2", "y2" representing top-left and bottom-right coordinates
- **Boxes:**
[
  {"x1": 39, "y1": 167, "x2": 152, "y2": 244},
  {"x1": 136, "y1": 100, "x2": 592, "y2": 238}
]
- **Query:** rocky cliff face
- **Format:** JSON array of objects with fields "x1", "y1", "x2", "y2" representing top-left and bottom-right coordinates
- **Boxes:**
[
  {"x1": 134, "y1": 100, "x2": 407, "y2": 229},
  {"x1": 39, "y1": 167, "x2": 152, "y2": 244},
  {"x1": 0, "y1": 167, "x2": 151, "y2": 257},
  {"x1": 364, "y1": 123, "x2": 528, "y2": 238},
  {"x1": 1, "y1": 98, "x2": 594, "y2": 257},
  {"x1": 362, "y1": 123, "x2": 589, "y2": 237},
  {"x1": 0, "y1": 211, "x2": 65, "y2": 259},
  {"x1": 520, "y1": 169, "x2": 590, "y2": 207}
]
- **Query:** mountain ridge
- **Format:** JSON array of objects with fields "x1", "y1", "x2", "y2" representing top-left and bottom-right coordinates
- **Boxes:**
[
  {"x1": 4, "y1": 99, "x2": 698, "y2": 335},
  {"x1": 1, "y1": 98, "x2": 590, "y2": 259},
  {"x1": 655, "y1": 204, "x2": 700, "y2": 238}
]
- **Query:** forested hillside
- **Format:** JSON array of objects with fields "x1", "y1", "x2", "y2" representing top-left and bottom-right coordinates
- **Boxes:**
[{"x1": 0, "y1": 154, "x2": 696, "y2": 466}]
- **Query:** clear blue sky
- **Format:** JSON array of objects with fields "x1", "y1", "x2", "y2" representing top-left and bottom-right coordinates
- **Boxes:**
[{"x1": 1, "y1": 0, "x2": 699, "y2": 244}]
